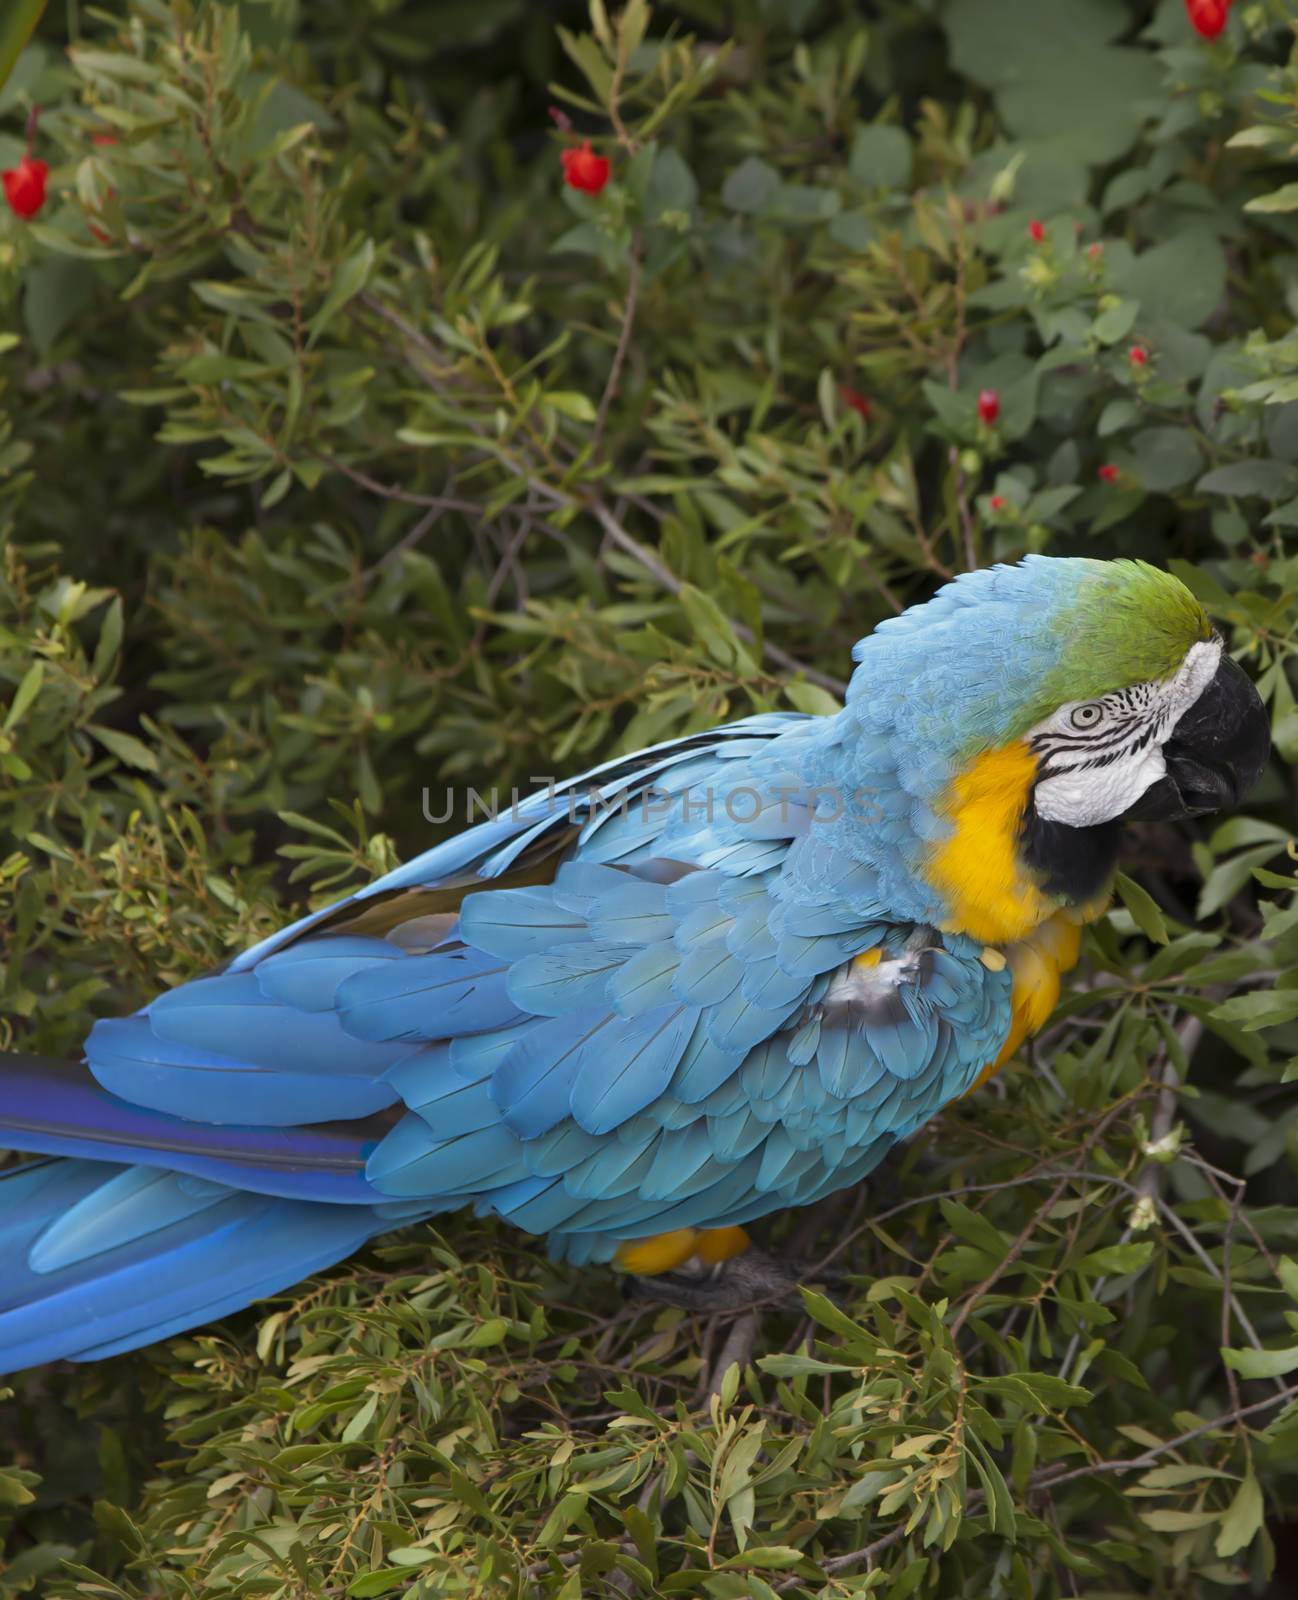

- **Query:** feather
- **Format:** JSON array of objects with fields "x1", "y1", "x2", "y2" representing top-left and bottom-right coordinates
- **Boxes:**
[
  {"x1": 569, "y1": 1004, "x2": 699, "y2": 1136},
  {"x1": 0, "y1": 1053, "x2": 389, "y2": 1204},
  {"x1": 87, "y1": 1015, "x2": 401, "y2": 1127},
  {"x1": 507, "y1": 942, "x2": 628, "y2": 1017},
  {"x1": 669, "y1": 1023, "x2": 744, "y2": 1104},
  {"x1": 608, "y1": 941, "x2": 681, "y2": 1016},
  {"x1": 457, "y1": 887, "x2": 587, "y2": 959},
  {"x1": 706, "y1": 1108, "x2": 768, "y2": 1161},
  {"x1": 586, "y1": 880, "x2": 673, "y2": 945},
  {"x1": 674, "y1": 940, "x2": 742, "y2": 1006},
  {"x1": 255, "y1": 937, "x2": 400, "y2": 1011},
  {"x1": 365, "y1": 1119, "x2": 523, "y2": 1197},
  {"x1": 0, "y1": 1160, "x2": 386, "y2": 1372},
  {"x1": 337, "y1": 946, "x2": 524, "y2": 1041},
  {"x1": 30, "y1": 1166, "x2": 231, "y2": 1275},
  {"x1": 563, "y1": 1135, "x2": 659, "y2": 1200},
  {"x1": 551, "y1": 862, "x2": 634, "y2": 915},
  {"x1": 481, "y1": 1175, "x2": 583, "y2": 1235},
  {"x1": 521, "y1": 1120, "x2": 606, "y2": 1179},
  {"x1": 493, "y1": 1011, "x2": 615, "y2": 1138}
]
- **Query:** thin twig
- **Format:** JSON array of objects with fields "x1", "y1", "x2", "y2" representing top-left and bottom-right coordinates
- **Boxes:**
[
  {"x1": 584, "y1": 500, "x2": 848, "y2": 695},
  {"x1": 948, "y1": 1101, "x2": 1130, "y2": 1337},
  {"x1": 1035, "y1": 1381, "x2": 1298, "y2": 1489},
  {"x1": 592, "y1": 234, "x2": 643, "y2": 454}
]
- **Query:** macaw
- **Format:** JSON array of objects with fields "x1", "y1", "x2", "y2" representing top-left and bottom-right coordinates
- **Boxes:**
[{"x1": 0, "y1": 557, "x2": 1270, "y2": 1370}]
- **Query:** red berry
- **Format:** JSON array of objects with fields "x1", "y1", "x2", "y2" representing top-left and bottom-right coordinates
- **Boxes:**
[
  {"x1": 989, "y1": 495, "x2": 1006, "y2": 511},
  {"x1": 838, "y1": 384, "x2": 873, "y2": 420},
  {"x1": 1087, "y1": 242, "x2": 1103, "y2": 261},
  {"x1": 1184, "y1": 0, "x2": 1230, "y2": 38},
  {"x1": 977, "y1": 388, "x2": 1000, "y2": 425},
  {"x1": 1098, "y1": 464, "x2": 1120, "y2": 484},
  {"x1": 2, "y1": 154, "x2": 47, "y2": 220},
  {"x1": 560, "y1": 140, "x2": 611, "y2": 195},
  {"x1": 1129, "y1": 345, "x2": 1148, "y2": 367},
  {"x1": 1028, "y1": 219, "x2": 1045, "y2": 244}
]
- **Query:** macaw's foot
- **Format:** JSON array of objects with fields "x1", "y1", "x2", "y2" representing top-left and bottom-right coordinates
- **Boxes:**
[
  {"x1": 622, "y1": 1240, "x2": 806, "y2": 1313},
  {"x1": 615, "y1": 1225, "x2": 751, "y2": 1276}
]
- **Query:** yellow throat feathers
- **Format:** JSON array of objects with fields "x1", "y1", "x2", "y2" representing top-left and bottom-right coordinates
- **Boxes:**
[{"x1": 926, "y1": 740, "x2": 1056, "y2": 946}]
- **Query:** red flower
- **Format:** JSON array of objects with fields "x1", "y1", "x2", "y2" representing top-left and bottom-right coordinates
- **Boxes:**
[
  {"x1": 561, "y1": 141, "x2": 610, "y2": 195},
  {"x1": 1129, "y1": 345, "x2": 1148, "y2": 367},
  {"x1": 1087, "y1": 242, "x2": 1103, "y2": 261},
  {"x1": 2, "y1": 155, "x2": 47, "y2": 220},
  {"x1": 977, "y1": 388, "x2": 1000, "y2": 425},
  {"x1": 1028, "y1": 219, "x2": 1045, "y2": 244},
  {"x1": 1184, "y1": 0, "x2": 1230, "y2": 38},
  {"x1": 838, "y1": 384, "x2": 873, "y2": 420},
  {"x1": 989, "y1": 495, "x2": 1007, "y2": 512},
  {"x1": 1097, "y1": 464, "x2": 1120, "y2": 484}
]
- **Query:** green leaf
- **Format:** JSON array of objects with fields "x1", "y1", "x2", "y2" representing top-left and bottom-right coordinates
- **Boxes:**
[
  {"x1": 1245, "y1": 184, "x2": 1298, "y2": 214},
  {"x1": 88, "y1": 725, "x2": 159, "y2": 771},
  {"x1": 1092, "y1": 299, "x2": 1139, "y2": 345},
  {"x1": 1073, "y1": 1242, "x2": 1155, "y2": 1276},
  {"x1": 784, "y1": 681, "x2": 841, "y2": 716},
  {"x1": 849, "y1": 125, "x2": 913, "y2": 190},
  {"x1": 0, "y1": 1468, "x2": 37, "y2": 1509},
  {"x1": 0, "y1": 0, "x2": 46, "y2": 100},
  {"x1": 347, "y1": 1569, "x2": 411, "y2": 1597},
  {"x1": 548, "y1": 391, "x2": 598, "y2": 424},
  {"x1": 1221, "y1": 1344, "x2": 1298, "y2": 1379},
  {"x1": 1126, "y1": 427, "x2": 1203, "y2": 494},
  {"x1": 1114, "y1": 873, "x2": 1169, "y2": 945},
  {"x1": 464, "y1": 1317, "x2": 509, "y2": 1347},
  {"x1": 645, "y1": 148, "x2": 697, "y2": 217},
  {"x1": 1215, "y1": 1468, "x2": 1264, "y2": 1558},
  {"x1": 310, "y1": 239, "x2": 375, "y2": 343},
  {"x1": 1118, "y1": 230, "x2": 1227, "y2": 331},
  {"x1": 3, "y1": 660, "x2": 43, "y2": 731},
  {"x1": 720, "y1": 1546, "x2": 806, "y2": 1570},
  {"x1": 721, "y1": 157, "x2": 780, "y2": 214},
  {"x1": 1212, "y1": 991, "x2": 1298, "y2": 1033},
  {"x1": 1197, "y1": 460, "x2": 1298, "y2": 500}
]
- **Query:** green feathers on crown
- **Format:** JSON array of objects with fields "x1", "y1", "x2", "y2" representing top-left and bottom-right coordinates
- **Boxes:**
[{"x1": 1036, "y1": 559, "x2": 1212, "y2": 718}]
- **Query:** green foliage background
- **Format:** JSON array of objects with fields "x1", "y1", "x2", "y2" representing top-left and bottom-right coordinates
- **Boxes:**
[{"x1": 4, "y1": 0, "x2": 1298, "y2": 1593}]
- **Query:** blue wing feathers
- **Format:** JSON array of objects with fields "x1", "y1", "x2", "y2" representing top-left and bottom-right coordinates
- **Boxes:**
[
  {"x1": 569, "y1": 1005, "x2": 699, "y2": 1135},
  {"x1": 337, "y1": 947, "x2": 524, "y2": 1041},
  {"x1": 0, "y1": 706, "x2": 1024, "y2": 1364},
  {"x1": 255, "y1": 938, "x2": 401, "y2": 1010}
]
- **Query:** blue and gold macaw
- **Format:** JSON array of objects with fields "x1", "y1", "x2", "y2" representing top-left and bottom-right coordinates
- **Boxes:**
[{"x1": 0, "y1": 557, "x2": 1270, "y2": 1368}]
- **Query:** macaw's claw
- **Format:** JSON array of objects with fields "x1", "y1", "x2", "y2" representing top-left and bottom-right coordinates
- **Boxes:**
[{"x1": 623, "y1": 1246, "x2": 834, "y2": 1311}]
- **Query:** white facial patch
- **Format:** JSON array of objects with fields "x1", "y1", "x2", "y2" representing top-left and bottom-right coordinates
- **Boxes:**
[{"x1": 1030, "y1": 637, "x2": 1222, "y2": 828}]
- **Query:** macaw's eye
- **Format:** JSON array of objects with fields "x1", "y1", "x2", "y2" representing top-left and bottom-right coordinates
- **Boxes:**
[{"x1": 1070, "y1": 703, "x2": 1104, "y2": 730}]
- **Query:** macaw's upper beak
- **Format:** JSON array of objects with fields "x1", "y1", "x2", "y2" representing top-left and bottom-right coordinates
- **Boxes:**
[{"x1": 1124, "y1": 655, "x2": 1271, "y2": 822}]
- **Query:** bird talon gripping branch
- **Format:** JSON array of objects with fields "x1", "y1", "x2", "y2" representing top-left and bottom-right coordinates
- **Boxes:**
[{"x1": 0, "y1": 558, "x2": 1270, "y2": 1369}]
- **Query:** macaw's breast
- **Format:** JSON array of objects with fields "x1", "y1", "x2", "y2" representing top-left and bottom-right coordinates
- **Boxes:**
[{"x1": 925, "y1": 742, "x2": 1059, "y2": 946}]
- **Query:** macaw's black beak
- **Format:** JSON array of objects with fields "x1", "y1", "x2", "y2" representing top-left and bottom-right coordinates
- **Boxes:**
[{"x1": 1123, "y1": 655, "x2": 1271, "y2": 823}]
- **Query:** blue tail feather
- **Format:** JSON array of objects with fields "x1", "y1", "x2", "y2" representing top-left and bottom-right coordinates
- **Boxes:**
[
  {"x1": 0, "y1": 1159, "x2": 391, "y2": 1372},
  {"x1": 0, "y1": 1053, "x2": 391, "y2": 1203}
]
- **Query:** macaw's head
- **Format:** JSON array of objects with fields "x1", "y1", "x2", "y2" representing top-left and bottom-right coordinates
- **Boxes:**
[{"x1": 845, "y1": 556, "x2": 1270, "y2": 942}]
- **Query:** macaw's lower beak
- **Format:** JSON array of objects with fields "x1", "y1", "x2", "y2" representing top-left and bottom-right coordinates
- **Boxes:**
[{"x1": 1124, "y1": 655, "x2": 1271, "y2": 822}]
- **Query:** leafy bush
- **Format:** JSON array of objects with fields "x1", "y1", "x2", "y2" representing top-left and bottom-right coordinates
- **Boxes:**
[{"x1": 4, "y1": 0, "x2": 1298, "y2": 1593}]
